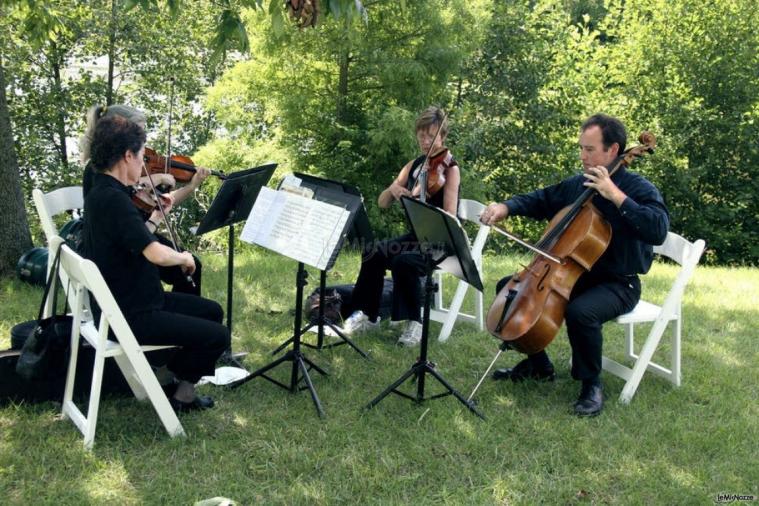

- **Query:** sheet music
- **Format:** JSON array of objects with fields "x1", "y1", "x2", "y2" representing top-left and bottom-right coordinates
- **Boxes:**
[{"x1": 240, "y1": 187, "x2": 350, "y2": 270}]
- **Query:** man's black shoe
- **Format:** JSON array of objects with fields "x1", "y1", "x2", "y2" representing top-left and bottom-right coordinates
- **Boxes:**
[
  {"x1": 574, "y1": 383, "x2": 603, "y2": 417},
  {"x1": 492, "y1": 358, "x2": 556, "y2": 382}
]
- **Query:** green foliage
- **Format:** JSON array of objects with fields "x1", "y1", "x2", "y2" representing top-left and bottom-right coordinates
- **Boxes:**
[
  {"x1": 205, "y1": 0, "x2": 487, "y2": 238},
  {"x1": 607, "y1": 0, "x2": 759, "y2": 265},
  {"x1": 459, "y1": 0, "x2": 759, "y2": 263},
  {"x1": 5, "y1": 0, "x2": 758, "y2": 264},
  {"x1": 4, "y1": 0, "x2": 228, "y2": 245}
]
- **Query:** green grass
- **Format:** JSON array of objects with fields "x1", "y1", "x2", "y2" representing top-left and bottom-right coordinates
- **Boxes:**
[{"x1": 0, "y1": 248, "x2": 757, "y2": 505}]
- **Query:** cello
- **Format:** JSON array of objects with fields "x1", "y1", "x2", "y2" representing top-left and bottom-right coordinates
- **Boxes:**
[{"x1": 485, "y1": 132, "x2": 657, "y2": 354}]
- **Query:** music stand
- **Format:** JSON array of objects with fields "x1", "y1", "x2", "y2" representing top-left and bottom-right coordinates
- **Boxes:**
[
  {"x1": 229, "y1": 187, "x2": 355, "y2": 417},
  {"x1": 195, "y1": 163, "x2": 277, "y2": 361},
  {"x1": 291, "y1": 172, "x2": 374, "y2": 244},
  {"x1": 270, "y1": 173, "x2": 370, "y2": 357},
  {"x1": 365, "y1": 197, "x2": 485, "y2": 419}
]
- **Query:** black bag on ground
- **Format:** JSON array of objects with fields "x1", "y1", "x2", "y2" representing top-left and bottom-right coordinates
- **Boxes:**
[
  {"x1": 304, "y1": 289, "x2": 344, "y2": 324},
  {"x1": 60, "y1": 217, "x2": 84, "y2": 253},
  {"x1": 16, "y1": 247, "x2": 72, "y2": 381},
  {"x1": 10, "y1": 320, "x2": 37, "y2": 350},
  {"x1": 0, "y1": 345, "x2": 169, "y2": 406},
  {"x1": 305, "y1": 278, "x2": 394, "y2": 323}
]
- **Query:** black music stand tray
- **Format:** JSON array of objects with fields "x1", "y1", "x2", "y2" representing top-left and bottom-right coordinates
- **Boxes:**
[
  {"x1": 270, "y1": 174, "x2": 370, "y2": 359},
  {"x1": 365, "y1": 197, "x2": 485, "y2": 419},
  {"x1": 195, "y1": 164, "x2": 277, "y2": 362}
]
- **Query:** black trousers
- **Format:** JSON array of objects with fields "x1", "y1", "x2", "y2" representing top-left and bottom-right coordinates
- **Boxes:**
[
  {"x1": 155, "y1": 233, "x2": 202, "y2": 296},
  {"x1": 128, "y1": 292, "x2": 230, "y2": 384},
  {"x1": 351, "y1": 233, "x2": 426, "y2": 323},
  {"x1": 495, "y1": 271, "x2": 640, "y2": 380}
]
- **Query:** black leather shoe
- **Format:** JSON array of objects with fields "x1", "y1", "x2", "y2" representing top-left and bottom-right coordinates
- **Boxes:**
[
  {"x1": 574, "y1": 383, "x2": 603, "y2": 417},
  {"x1": 170, "y1": 395, "x2": 215, "y2": 413},
  {"x1": 492, "y1": 358, "x2": 556, "y2": 382}
]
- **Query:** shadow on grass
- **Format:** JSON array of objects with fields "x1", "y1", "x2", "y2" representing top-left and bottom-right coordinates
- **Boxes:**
[{"x1": 0, "y1": 254, "x2": 757, "y2": 504}]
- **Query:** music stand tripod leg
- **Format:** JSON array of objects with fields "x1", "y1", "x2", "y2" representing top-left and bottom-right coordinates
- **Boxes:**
[
  {"x1": 295, "y1": 355, "x2": 325, "y2": 417},
  {"x1": 365, "y1": 253, "x2": 483, "y2": 418},
  {"x1": 365, "y1": 363, "x2": 421, "y2": 409},
  {"x1": 228, "y1": 263, "x2": 329, "y2": 418}
]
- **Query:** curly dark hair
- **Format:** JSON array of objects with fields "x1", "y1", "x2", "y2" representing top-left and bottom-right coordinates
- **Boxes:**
[
  {"x1": 582, "y1": 114, "x2": 627, "y2": 154},
  {"x1": 90, "y1": 116, "x2": 146, "y2": 172}
]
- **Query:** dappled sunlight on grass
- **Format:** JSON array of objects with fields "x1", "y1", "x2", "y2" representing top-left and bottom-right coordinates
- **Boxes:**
[
  {"x1": 449, "y1": 412, "x2": 478, "y2": 439},
  {"x1": 80, "y1": 460, "x2": 140, "y2": 503},
  {"x1": 231, "y1": 413, "x2": 249, "y2": 429},
  {"x1": 1, "y1": 249, "x2": 757, "y2": 503}
]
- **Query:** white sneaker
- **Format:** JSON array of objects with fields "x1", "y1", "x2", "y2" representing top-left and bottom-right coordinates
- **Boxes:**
[
  {"x1": 397, "y1": 320, "x2": 423, "y2": 347},
  {"x1": 342, "y1": 310, "x2": 380, "y2": 335}
]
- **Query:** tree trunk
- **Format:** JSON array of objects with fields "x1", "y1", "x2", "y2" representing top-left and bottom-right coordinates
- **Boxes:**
[
  {"x1": 106, "y1": 0, "x2": 116, "y2": 105},
  {"x1": 50, "y1": 44, "x2": 69, "y2": 170},
  {"x1": 336, "y1": 48, "x2": 349, "y2": 123},
  {"x1": 0, "y1": 54, "x2": 33, "y2": 277}
]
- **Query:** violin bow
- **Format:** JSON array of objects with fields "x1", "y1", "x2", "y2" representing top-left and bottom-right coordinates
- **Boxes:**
[
  {"x1": 164, "y1": 77, "x2": 175, "y2": 177},
  {"x1": 143, "y1": 76, "x2": 195, "y2": 288},
  {"x1": 489, "y1": 224, "x2": 562, "y2": 264}
]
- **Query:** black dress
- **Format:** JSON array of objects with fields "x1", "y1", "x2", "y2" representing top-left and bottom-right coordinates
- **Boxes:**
[
  {"x1": 83, "y1": 162, "x2": 202, "y2": 295},
  {"x1": 350, "y1": 155, "x2": 460, "y2": 323},
  {"x1": 82, "y1": 173, "x2": 229, "y2": 383}
]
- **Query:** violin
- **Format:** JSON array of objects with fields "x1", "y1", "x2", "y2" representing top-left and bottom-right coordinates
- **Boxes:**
[
  {"x1": 143, "y1": 146, "x2": 226, "y2": 184},
  {"x1": 129, "y1": 183, "x2": 170, "y2": 214},
  {"x1": 139, "y1": 163, "x2": 196, "y2": 289},
  {"x1": 412, "y1": 147, "x2": 454, "y2": 201},
  {"x1": 412, "y1": 111, "x2": 450, "y2": 205}
]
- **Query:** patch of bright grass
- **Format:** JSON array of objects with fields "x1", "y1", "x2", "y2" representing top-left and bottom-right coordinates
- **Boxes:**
[{"x1": 0, "y1": 248, "x2": 756, "y2": 504}]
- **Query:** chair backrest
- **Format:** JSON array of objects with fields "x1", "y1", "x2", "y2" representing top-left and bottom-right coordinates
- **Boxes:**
[
  {"x1": 35, "y1": 187, "x2": 87, "y2": 317},
  {"x1": 652, "y1": 232, "x2": 706, "y2": 319},
  {"x1": 456, "y1": 199, "x2": 491, "y2": 269},
  {"x1": 32, "y1": 186, "x2": 84, "y2": 243},
  {"x1": 50, "y1": 236, "x2": 136, "y2": 349}
]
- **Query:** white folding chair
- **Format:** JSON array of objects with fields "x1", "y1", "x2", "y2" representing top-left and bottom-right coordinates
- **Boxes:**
[
  {"x1": 430, "y1": 199, "x2": 491, "y2": 342},
  {"x1": 32, "y1": 186, "x2": 83, "y2": 243},
  {"x1": 603, "y1": 232, "x2": 705, "y2": 404},
  {"x1": 33, "y1": 186, "x2": 86, "y2": 317},
  {"x1": 49, "y1": 237, "x2": 185, "y2": 449}
]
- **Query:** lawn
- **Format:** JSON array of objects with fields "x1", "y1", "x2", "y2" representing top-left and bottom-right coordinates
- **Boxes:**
[{"x1": 0, "y1": 247, "x2": 756, "y2": 505}]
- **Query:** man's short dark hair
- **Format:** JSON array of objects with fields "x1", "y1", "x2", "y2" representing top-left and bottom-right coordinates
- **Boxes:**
[
  {"x1": 582, "y1": 114, "x2": 626, "y2": 154},
  {"x1": 90, "y1": 116, "x2": 146, "y2": 172}
]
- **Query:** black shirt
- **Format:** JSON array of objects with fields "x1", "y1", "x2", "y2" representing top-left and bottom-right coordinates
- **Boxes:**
[
  {"x1": 84, "y1": 161, "x2": 149, "y2": 220},
  {"x1": 82, "y1": 172, "x2": 164, "y2": 316},
  {"x1": 504, "y1": 167, "x2": 669, "y2": 278}
]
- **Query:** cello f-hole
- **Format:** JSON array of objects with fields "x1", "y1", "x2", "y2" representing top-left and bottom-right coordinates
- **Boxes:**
[
  {"x1": 495, "y1": 289, "x2": 518, "y2": 333},
  {"x1": 537, "y1": 263, "x2": 551, "y2": 291}
]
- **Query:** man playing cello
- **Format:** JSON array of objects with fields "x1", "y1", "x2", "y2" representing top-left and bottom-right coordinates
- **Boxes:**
[{"x1": 480, "y1": 114, "x2": 669, "y2": 416}]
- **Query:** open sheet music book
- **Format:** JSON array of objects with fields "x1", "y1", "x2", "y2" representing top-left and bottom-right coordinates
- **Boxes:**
[{"x1": 240, "y1": 186, "x2": 351, "y2": 271}]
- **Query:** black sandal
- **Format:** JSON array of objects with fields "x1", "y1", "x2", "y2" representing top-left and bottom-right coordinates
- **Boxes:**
[{"x1": 169, "y1": 395, "x2": 214, "y2": 413}]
